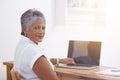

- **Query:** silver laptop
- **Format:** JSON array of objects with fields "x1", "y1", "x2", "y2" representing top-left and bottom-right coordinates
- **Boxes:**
[{"x1": 57, "y1": 40, "x2": 102, "y2": 70}]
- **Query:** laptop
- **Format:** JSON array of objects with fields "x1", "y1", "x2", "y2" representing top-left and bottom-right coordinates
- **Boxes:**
[{"x1": 57, "y1": 40, "x2": 102, "y2": 70}]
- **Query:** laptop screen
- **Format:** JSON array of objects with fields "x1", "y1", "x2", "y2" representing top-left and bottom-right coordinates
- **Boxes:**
[{"x1": 68, "y1": 40, "x2": 101, "y2": 66}]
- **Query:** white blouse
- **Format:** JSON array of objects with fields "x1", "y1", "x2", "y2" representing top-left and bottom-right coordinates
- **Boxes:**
[{"x1": 14, "y1": 36, "x2": 54, "y2": 80}]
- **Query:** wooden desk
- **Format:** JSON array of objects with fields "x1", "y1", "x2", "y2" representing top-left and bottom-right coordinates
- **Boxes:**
[
  {"x1": 55, "y1": 66, "x2": 120, "y2": 80},
  {"x1": 3, "y1": 61, "x2": 120, "y2": 80}
]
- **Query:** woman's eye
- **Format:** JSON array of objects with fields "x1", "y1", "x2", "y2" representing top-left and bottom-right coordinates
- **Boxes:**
[
  {"x1": 42, "y1": 26, "x2": 45, "y2": 30},
  {"x1": 33, "y1": 26, "x2": 45, "y2": 30},
  {"x1": 34, "y1": 26, "x2": 40, "y2": 29}
]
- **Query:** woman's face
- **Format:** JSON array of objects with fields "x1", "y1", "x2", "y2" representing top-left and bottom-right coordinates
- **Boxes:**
[{"x1": 24, "y1": 20, "x2": 45, "y2": 44}]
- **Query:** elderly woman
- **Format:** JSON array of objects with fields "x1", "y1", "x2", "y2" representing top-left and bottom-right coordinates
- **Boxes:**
[{"x1": 14, "y1": 9, "x2": 74, "y2": 80}]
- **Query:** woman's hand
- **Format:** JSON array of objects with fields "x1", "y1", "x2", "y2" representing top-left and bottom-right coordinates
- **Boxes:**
[{"x1": 59, "y1": 58, "x2": 75, "y2": 64}]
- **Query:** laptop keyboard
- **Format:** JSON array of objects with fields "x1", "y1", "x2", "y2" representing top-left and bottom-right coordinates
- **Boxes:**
[
  {"x1": 67, "y1": 64, "x2": 94, "y2": 67},
  {"x1": 57, "y1": 64, "x2": 98, "y2": 70}
]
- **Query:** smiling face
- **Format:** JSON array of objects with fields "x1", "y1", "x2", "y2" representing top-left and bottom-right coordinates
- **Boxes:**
[{"x1": 23, "y1": 19, "x2": 45, "y2": 44}]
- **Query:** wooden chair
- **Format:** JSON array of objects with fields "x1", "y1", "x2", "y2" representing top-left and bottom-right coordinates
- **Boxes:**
[{"x1": 10, "y1": 68, "x2": 21, "y2": 80}]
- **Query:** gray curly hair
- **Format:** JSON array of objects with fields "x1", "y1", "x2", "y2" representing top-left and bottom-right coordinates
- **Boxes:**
[{"x1": 20, "y1": 9, "x2": 46, "y2": 36}]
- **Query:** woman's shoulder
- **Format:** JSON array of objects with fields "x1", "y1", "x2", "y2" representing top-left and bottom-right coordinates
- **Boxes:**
[{"x1": 23, "y1": 44, "x2": 38, "y2": 53}]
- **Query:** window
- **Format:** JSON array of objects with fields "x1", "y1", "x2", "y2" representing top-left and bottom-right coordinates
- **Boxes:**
[{"x1": 65, "y1": 0, "x2": 105, "y2": 27}]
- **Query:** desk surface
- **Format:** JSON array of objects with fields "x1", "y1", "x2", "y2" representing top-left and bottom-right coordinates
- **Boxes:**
[
  {"x1": 55, "y1": 66, "x2": 120, "y2": 80},
  {"x1": 3, "y1": 61, "x2": 120, "y2": 80}
]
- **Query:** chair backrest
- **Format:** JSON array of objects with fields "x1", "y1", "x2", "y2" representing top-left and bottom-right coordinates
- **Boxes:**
[{"x1": 10, "y1": 68, "x2": 21, "y2": 80}]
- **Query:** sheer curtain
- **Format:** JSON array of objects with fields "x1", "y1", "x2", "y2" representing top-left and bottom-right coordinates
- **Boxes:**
[{"x1": 65, "y1": 0, "x2": 105, "y2": 28}]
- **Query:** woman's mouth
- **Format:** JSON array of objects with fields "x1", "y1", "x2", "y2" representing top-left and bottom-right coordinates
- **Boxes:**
[{"x1": 37, "y1": 35, "x2": 43, "y2": 39}]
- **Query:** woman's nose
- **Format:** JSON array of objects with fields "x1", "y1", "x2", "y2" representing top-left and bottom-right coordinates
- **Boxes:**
[{"x1": 38, "y1": 28, "x2": 45, "y2": 33}]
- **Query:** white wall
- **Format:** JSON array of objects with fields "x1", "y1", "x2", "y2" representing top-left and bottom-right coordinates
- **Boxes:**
[
  {"x1": 100, "y1": 0, "x2": 120, "y2": 67},
  {"x1": 0, "y1": 0, "x2": 55, "y2": 79}
]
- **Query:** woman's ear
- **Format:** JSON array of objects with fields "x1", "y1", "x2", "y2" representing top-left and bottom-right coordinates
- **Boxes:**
[{"x1": 22, "y1": 26, "x2": 27, "y2": 36}]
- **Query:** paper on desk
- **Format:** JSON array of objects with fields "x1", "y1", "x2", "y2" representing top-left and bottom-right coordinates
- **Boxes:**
[{"x1": 96, "y1": 69, "x2": 120, "y2": 77}]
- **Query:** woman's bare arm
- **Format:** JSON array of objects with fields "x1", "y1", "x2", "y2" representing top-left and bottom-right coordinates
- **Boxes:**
[{"x1": 33, "y1": 55, "x2": 58, "y2": 80}]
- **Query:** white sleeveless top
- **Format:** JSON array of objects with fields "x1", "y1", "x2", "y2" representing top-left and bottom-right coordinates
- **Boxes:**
[{"x1": 14, "y1": 36, "x2": 54, "y2": 80}]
